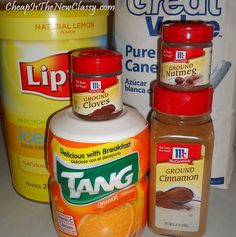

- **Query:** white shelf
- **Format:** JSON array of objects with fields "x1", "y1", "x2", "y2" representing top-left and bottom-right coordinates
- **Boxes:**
[{"x1": 0, "y1": 127, "x2": 235, "y2": 237}]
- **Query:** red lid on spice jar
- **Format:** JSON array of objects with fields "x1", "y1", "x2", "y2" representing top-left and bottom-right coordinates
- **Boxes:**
[
  {"x1": 153, "y1": 84, "x2": 213, "y2": 116},
  {"x1": 71, "y1": 48, "x2": 122, "y2": 75},
  {"x1": 162, "y1": 22, "x2": 214, "y2": 43}
]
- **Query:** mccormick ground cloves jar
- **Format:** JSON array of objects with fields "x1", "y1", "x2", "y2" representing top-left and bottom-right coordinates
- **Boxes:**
[
  {"x1": 160, "y1": 22, "x2": 213, "y2": 90},
  {"x1": 149, "y1": 84, "x2": 214, "y2": 237},
  {"x1": 71, "y1": 49, "x2": 123, "y2": 120}
]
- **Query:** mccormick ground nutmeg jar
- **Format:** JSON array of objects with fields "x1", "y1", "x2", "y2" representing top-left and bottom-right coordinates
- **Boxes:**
[
  {"x1": 71, "y1": 48, "x2": 123, "y2": 120},
  {"x1": 149, "y1": 84, "x2": 214, "y2": 237},
  {"x1": 160, "y1": 22, "x2": 213, "y2": 90}
]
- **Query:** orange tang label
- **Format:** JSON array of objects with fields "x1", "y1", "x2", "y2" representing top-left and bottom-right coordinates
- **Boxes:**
[{"x1": 47, "y1": 127, "x2": 149, "y2": 237}]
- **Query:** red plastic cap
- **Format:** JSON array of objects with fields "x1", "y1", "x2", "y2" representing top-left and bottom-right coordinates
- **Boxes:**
[
  {"x1": 153, "y1": 85, "x2": 213, "y2": 116},
  {"x1": 162, "y1": 22, "x2": 214, "y2": 43},
  {"x1": 71, "y1": 48, "x2": 122, "y2": 75}
]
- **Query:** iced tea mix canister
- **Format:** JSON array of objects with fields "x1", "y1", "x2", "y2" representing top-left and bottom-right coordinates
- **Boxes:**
[{"x1": 0, "y1": 10, "x2": 108, "y2": 202}]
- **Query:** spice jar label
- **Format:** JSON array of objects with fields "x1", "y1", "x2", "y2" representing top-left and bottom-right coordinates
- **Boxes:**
[
  {"x1": 154, "y1": 142, "x2": 205, "y2": 232},
  {"x1": 72, "y1": 75, "x2": 123, "y2": 119},
  {"x1": 161, "y1": 47, "x2": 212, "y2": 87}
]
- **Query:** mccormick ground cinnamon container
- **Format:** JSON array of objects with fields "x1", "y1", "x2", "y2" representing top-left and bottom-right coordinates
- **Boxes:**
[
  {"x1": 149, "y1": 84, "x2": 214, "y2": 237},
  {"x1": 160, "y1": 22, "x2": 213, "y2": 90},
  {"x1": 71, "y1": 49, "x2": 123, "y2": 120}
]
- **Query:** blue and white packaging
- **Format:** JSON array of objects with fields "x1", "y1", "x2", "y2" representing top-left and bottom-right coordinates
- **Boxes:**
[{"x1": 114, "y1": 0, "x2": 236, "y2": 189}]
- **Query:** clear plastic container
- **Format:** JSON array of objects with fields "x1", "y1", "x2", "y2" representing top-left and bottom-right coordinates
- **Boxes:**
[{"x1": 149, "y1": 85, "x2": 214, "y2": 237}]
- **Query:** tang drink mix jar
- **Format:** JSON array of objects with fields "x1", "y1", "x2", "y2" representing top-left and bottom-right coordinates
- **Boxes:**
[
  {"x1": 71, "y1": 49, "x2": 123, "y2": 120},
  {"x1": 149, "y1": 85, "x2": 214, "y2": 237},
  {"x1": 47, "y1": 106, "x2": 149, "y2": 237},
  {"x1": 160, "y1": 22, "x2": 213, "y2": 90},
  {"x1": 0, "y1": 10, "x2": 108, "y2": 202}
]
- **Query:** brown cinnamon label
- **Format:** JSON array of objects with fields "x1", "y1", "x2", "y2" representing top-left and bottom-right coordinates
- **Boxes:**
[
  {"x1": 156, "y1": 187, "x2": 194, "y2": 210},
  {"x1": 154, "y1": 142, "x2": 205, "y2": 232}
]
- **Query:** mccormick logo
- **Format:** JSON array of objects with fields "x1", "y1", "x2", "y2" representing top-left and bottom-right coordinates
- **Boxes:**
[
  {"x1": 19, "y1": 53, "x2": 70, "y2": 99},
  {"x1": 56, "y1": 152, "x2": 139, "y2": 205},
  {"x1": 90, "y1": 81, "x2": 102, "y2": 91},
  {"x1": 157, "y1": 143, "x2": 202, "y2": 165},
  {"x1": 172, "y1": 147, "x2": 189, "y2": 160},
  {"x1": 175, "y1": 51, "x2": 187, "y2": 60},
  {"x1": 170, "y1": 147, "x2": 192, "y2": 164}
]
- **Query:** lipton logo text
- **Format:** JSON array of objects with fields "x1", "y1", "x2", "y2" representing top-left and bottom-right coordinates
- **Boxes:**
[{"x1": 19, "y1": 53, "x2": 70, "y2": 99}]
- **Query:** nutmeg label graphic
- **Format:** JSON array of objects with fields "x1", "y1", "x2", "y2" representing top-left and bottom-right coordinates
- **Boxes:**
[{"x1": 161, "y1": 47, "x2": 212, "y2": 88}]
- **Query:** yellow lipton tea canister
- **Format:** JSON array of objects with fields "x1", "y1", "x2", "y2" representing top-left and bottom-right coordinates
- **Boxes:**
[{"x1": 0, "y1": 10, "x2": 108, "y2": 202}]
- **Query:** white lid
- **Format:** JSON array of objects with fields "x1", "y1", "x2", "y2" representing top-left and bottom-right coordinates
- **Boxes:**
[{"x1": 49, "y1": 106, "x2": 147, "y2": 143}]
